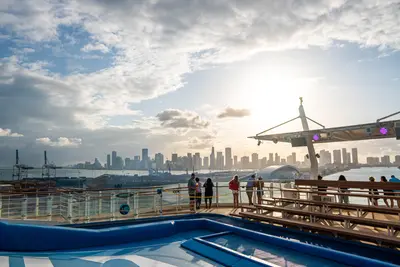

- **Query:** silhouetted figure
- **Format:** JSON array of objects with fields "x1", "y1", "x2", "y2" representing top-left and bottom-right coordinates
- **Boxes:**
[
  {"x1": 203, "y1": 178, "x2": 214, "y2": 209},
  {"x1": 381, "y1": 176, "x2": 393, "y2": 208},
  {"x1": 338, "y1": 175, "x2": 349, "y2": 204}
]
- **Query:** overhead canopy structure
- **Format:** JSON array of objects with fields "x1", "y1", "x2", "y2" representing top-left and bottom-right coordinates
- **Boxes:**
[{"x1": 249, "y1": 119, "x2": 400, "y2": 145}]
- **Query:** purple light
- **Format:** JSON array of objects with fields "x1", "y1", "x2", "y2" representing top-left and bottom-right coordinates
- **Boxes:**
[
  {"x1": 313, "y1": 134, "x2": 320, "y2": 141},
  {"x1": 380, "y1": 127, "x2": 388, "y2": 135}
]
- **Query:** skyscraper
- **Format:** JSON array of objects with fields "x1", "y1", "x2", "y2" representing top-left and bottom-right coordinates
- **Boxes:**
[
  {"x1": 216, "y1": 151, "x2": 224, "y2": 170},
  {"x1": 155, "y1": 153, "x2": 164, "y2": 169},
  {"x1": 171, "y1": 153, "x2": 178, "y2": 163},
  {"x1": 233, "y1": 156, "x2": 238, "y2": 168},
  {"x1": 107, "y1": 154, "x2": 111, "y2": 169},
  {"x1": 187, "y1": 153, "x2": 193, "y2": 169},
  {"x1": 352, "y1": 148, "x2": 358, "y2": 165},
  {"x1": 268, "y1": 153, "x2": 274, "y2": 165},
  {"x1": 210, "y1": 147, "x2": 216, "y2": 170},
  {"x1": 274, "y1": 153, "x2": 280, "y2": 165},
  {"x1": 252, "y1": 153, "x2": 259, "y2": 169},
  {"x1": 241, "y1": 156, "x2": 250, "y2": 169},
  {"x1": 333, "y1": 150, "x2": 341, "y2": 165},
  {"x1": 225, "y1": 147, "x2": 232, "y2": 170},
  {"x1": 342, "y1": 148, "x2": 347, "y2": 164},
  {"x1": 203, "y1": 156, "x2": 209, "y2": 169},
  {"x1": 194, "y1": 152, "x2": 201, "y2": 170},
  {"x1": 142, "y1": 148, "x2": 149, "y2": 169},
  {"x1": 346, "y1": 153, "x2": 351, "y2": 164},
  {"x1": 112, "y1": 151, "x2": 117, "y2": 169},
  {"x1": 292, "y1": 152, "x2": 297, "y2": 165}
]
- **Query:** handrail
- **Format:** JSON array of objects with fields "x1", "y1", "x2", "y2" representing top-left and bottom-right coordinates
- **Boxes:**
[{"x1": 295, "y1": 179, "x2": 400, "y2": 190}]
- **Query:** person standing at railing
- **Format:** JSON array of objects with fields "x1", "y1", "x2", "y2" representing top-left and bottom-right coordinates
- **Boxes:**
[
  {"x1": 229, "y1": 175, "x2": 240, "y2": 208},
  {"x1": 188, "y1": 173, "x2": 196, "y2": 211},
  {"x1": 338, "y1": 175, "x2": 349, "y2": 204},
  {"x1": 368, "y1": 177, "x2": 379, "y2": 206},
  {"x1": 245, "y1": 174, "x2": 256, "y2": 205},
  {"x1": 255, "y1": 177, "x2": 264, "y2": 204},
  {"x1": 389, "y1": 175, "x2": 400, "y2": 207},
  {"x1": 195, "y1": 177, "x2": 202, "y2": 210},
  {"x1": 203, "y1": 178, "x2": 214, "y2": 209},
  {"x1": 381, "y1": 176, "x2": 394, "y2": 208}
]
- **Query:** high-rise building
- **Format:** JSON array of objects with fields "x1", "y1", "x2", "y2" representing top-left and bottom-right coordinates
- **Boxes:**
[
  {"x1": 381, "y1": 155, "x2": 391, "y2": 165},
  {"x1": 342, "y1": 148, "x2": 347, "y2": 164},
  {"x1": 133, "y1": 156, "x2": 140, "y2": 169},
  {"x1": 107, "y1": 154, "x2": 111, "y2": 169},
  {"x1": 187, "y1": 153, "x2": 193, "y2": 169},
  {"x1": 252, "y1": 153, "x2": 259, "y2": 169},
  {"x1": 274, "y1": 153, "x2": 280, "y2": 165},
  {"x1": 351, "y1": 148, "x2": 358, "y2": 165},
  {"x1": 194, "y1": 153, "x2": 201, "y2": 170},
  {"x1": 395, "y1": 155, "x2": 400, "y2": 165},
  {"x1": 124, "y1": 158, "x2": 131, "y2": 169},
  {"x1": 261, "y1": 157, "x2": 267, "y2": 168},
  {"x1": 112, "y1": 151, "x2": 117, "y2": 169},
  {"x1": 203, "y1": 157, "x2": 209, "y2": 169},
  {"x1": 292, "y1": 152, "x2": 297, "y2": 165},
  {"x1": 216, "y1": 151, "x2": 224, "y2": 170},
  {"x1": 241, "y1": 156, "x2": 250, "y2": 169},
  {"x1": 114, "y1": 156, "x2": 124, "y2": 170},
  {"x1": 367, "y1": 157, "x2": 380, "y2": 165},
  {"x1": 233, "y1": 156, "x2": 238, "y2": 168},
  {"x1": 210, "y1": 147, "x2": 216, "y2": 170},
  {"x1": 155, "y1": 153, "x2": 164, "y2": 169},
  {"x1": 281, "y1": 158, "x2": 286, "y2": 164},
  {"x1": 319, "y1": 150, "x2": 332, "y2": 166},
  {"x1": 346, "y1": 153, "x2": 351, "y2": 165},
  {"x1": 171, "y1": 153, "x2": 178, "y2": 163},
  {"x1": 268, "y1": 153, "x2": 274, "y2": 165},
  {"x1": 141, "y1": 148, "x2": 149, "y2": 169},
  {"x1": 333, "y1": 150, "x2": 341, "y2": 165},
  {"x1": 225, "y1": 147, "x2": 232, "y2": 169}
]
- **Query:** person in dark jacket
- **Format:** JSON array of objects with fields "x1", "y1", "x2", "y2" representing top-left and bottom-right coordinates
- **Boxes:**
[{"x1": 203, "y1": 178, "x2": 214, "y2": 209}]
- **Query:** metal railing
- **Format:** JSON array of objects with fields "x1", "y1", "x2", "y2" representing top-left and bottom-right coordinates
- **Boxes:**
[{"x1": 0, "y1": 182, "x2": 289, "y2": 224}]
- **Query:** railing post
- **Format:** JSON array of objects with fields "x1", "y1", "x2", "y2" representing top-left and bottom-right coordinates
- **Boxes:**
[
  {"x1": 216, "y1": 182, "x2": 219, "y2": 208},
  {"x1": 98, "y1": 191, "x2": 102, "y2": 215},
  {"x1": 67, "y1": 193, "x2": 73, "y2": 223},
  {"x1": 153, "y1": 190, "x2": 157, "y2": 213},
  {"x1": 0, "y1": 193, "x2": 2, "y2": 218},
  {"x1": 133, "y1": 192, "x2": 139, "y2": 218},
  {"x1": 110, "y1": 192, "x2": 115, "y2": 221},
  {"x1": 158, "y1": 189, "x2": 163, "y2": 216},
  {"x1": 177, "y1": 184, "x2": 181, "y2": 209},
  {"x1": 84, "y1": 193, "x2": 90, "y2": 223},
  {"x1": 21, "y1": 195, "x2": 28, "y2": 220},
  {"x1": 35, "y1": 194, "x2": 40, "y2": 217},
  {"x1": 46, "y1": 194, "x2": 53, "y2": 221}
]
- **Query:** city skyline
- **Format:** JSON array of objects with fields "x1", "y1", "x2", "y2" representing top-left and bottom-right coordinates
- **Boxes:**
[
  {"x1": 72, "y1": 146, "x2": 400, "y2": 171},
  {"x1": 1, "y1": 1, "x2": 400, "y2": 166}
]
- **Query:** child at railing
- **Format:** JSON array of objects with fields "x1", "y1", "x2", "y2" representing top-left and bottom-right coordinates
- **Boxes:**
[{"x1": 195, "y1": 177, "x2": 202, "y2": 210}]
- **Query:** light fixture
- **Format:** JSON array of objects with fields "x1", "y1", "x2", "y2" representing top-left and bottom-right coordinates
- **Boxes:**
[
  {"x1": 257, "y1": 140, "x2": 262, "y2": 146},
  {"x1": 316, "y1": 154, "x2": 320, "y2": 158},
  {"x1": 273, "y1": 138, "x2": 278, "y2": 144},
  {"x1": 313, "y1": 134, "x2": 320, "y2": 141}
]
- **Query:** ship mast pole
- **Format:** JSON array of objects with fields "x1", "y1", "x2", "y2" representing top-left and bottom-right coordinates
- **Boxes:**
[{"x1": 298, "y1": 97, "x2": 318, "y2": 179}]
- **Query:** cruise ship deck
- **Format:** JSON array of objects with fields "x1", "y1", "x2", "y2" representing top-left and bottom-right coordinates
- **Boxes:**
[{"x1": 1, "y1": 213, "x2": 399, "y2": 267}]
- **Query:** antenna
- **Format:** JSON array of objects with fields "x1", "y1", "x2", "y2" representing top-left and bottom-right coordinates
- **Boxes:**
[
  {"x1": 15, "y1": 149, "x2": 19, "y2": 165},
  {"x1": 44, "y1": 150, "x2": 47, "y2": 165}
]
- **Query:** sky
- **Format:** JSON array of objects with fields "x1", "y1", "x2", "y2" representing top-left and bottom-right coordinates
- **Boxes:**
[{"x1": 0, "y1": 0, "x2": 400, "y2": 166}]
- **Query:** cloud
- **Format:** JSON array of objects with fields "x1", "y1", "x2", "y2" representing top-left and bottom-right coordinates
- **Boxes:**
[
  {"x1": 81, "y1": 43, "x2": 109, "y2": 53},
  {"x1": 1, "y1": 0, "x2": 400, "y2": 165},
  {"x1": 217, "y1": 107, "x2": 251, "y2": 119},
  {"x1": 36, "y1": 137, "x2": 82, "y2": 147},
  {"x1": 156, "y1": 109, "x2": 210, "y2": 129},
  {"x1": 0, "y1": 128, "x2": 23, "y2": 137}
]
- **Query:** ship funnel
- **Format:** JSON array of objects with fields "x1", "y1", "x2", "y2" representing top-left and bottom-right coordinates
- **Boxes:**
[
  {"x1": 15, "y1": 149, "x2": 19, "y2": 165},
  {"x1": 44, "y1": 150, "x2": 47, "y2": 165}
]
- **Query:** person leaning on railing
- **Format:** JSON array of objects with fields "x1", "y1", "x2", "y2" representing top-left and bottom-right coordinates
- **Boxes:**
[
  {"x1": 381, "y1": 176, "x2": 394, "y2": 208},
  {"x1": 229, "y1": 175, "x2": 240, "y2": 208},
  {"x1": 203, "y1": 178, "x2": 214, "y2": 209},
  {"x1": 245, "y1": 174, "x2": 256, "y2": 205}
]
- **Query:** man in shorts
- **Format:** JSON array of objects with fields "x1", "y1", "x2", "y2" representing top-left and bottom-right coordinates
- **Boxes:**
[{"x1": 188, "y1": 173, "x2": 196, "y2": 211}]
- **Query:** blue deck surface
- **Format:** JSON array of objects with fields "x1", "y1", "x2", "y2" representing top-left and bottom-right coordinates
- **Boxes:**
[{"x1": 0, "y1": 214, "x2": 399, "y2": 267}]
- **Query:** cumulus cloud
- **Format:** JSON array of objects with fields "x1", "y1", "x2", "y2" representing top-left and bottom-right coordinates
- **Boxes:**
[
  {"x1": 1, "y1": 0, "x2": 400, "y2": 164},
  {"x1": 0, "y1": 128, "x2": 23, "y2": 137},
  {"x1": 217, "y1": 107, "x2": 251, "y2": 119},
  {"x1": 156, "y1": 109, "x2": 210, "y2": 129},
  {"x1": 36, "y1": 137, "x2": 82, "y2": 147},
  {"x1": 81, "y1": 43, "x2": 109, "y2": 53}
]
